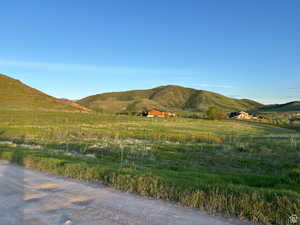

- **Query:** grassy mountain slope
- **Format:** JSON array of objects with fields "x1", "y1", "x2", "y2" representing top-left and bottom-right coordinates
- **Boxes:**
[
  {"x1": 255, "y1": 101, "x2": 300, "y2": 113},
  {"x1": 78, "y1": 85, "x2": 262, "y2": 113},
  {"x1": 0, "y1": 74, "x2": 91, "y2": 112}
]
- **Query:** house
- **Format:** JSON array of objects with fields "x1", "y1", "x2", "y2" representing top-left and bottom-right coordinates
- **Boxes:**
[
  {"x1": 146, "y1": 108, "x2": 176, "y2": 118},
  {"x1": 229, "y1": 111, "x2": 257, "y2": 120}
]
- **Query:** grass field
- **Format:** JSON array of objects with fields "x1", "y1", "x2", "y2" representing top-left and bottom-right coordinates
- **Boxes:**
[
  {"x1": 0, "y1": 110, "x2": 292, "y2": 140},
  {"x1": 0, "y1": 110, "x2": 299, "y2": 225}
]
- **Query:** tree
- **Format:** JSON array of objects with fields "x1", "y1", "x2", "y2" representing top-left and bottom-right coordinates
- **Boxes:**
[
  {"x1": 206, "y1": 107, "x2": 224, "y2": 120},
  {"x1": 126, "y1": 101, "x2": 138, "y2": 115}
]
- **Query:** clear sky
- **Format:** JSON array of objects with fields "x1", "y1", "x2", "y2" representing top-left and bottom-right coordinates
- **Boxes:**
[{"x1": 0, "y1": 0, "x2": 299, "y2": 104}]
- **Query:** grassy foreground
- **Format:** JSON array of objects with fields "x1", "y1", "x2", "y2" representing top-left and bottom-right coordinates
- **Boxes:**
[
  {"x1": 1, "y1": 137, "x2": 300, "y2": 225},
  {"x1": 0, "y1": 110, "x2": 300, "y2": 225}
]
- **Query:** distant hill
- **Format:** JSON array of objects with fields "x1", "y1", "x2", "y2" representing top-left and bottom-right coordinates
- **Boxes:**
[
  {"x1": 0, "y1": 74, "x2": 91, "y2": 112},
  {"x1": 78, "y1": 85, "x2": 262, "y2": 113},
  {"x1": 255, "y1": 101, "x2": 300, "y2": 113}
]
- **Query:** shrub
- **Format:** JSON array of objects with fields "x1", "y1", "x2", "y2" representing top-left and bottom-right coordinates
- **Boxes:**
[
  {"x1": 206, "y1": 107, "x2": 225, "y2": 120},
  {"x1": 286, "y1": 169, "x2": 300, "y2": 185}
]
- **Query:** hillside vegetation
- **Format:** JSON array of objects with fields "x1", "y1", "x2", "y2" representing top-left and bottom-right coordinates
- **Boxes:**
[
  {"x1": 0, "y1": 74, "x2": 91, "y2": 112},
  {"x1": 78, "y1": 85, "x2": 262, "y2": 113},
  {"x1": 256, "y1": 101, "x2": 300, "y2": 113}
]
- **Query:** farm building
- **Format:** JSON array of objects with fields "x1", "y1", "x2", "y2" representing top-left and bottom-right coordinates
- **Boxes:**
[
  {"x1": 145, "y1": 109, "x2": 176, "y2": 118},
  {"x1": 229, "y1": 111, "x2": 258, "y2": 120}
]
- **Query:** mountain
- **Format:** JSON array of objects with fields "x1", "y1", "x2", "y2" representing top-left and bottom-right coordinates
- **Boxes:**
[
  {"x1": 255, "y1": 101, "x2": 300, "y2": 113},
  {"x1": 78, "y1": 85, "x2": 262, "y2": 113},
  {"x1": 0, "y1": 74, "x2": 91, "y2": 112}
]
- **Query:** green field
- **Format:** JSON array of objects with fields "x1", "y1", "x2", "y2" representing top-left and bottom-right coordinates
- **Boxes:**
[
  {"x1": 0, "y1": 110, "x2": 300, "y2": 225},
  {"x1": 0, "y1": 110, "x2": 292, "y2": 140}
]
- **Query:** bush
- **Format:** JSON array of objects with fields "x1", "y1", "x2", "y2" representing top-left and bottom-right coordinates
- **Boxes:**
[
  {"x1": 286, "y1": 169, "x2": 300, "y2": 185},
  {"x1": 206, "y1": 107, "x2": 225, "y2": 120}
]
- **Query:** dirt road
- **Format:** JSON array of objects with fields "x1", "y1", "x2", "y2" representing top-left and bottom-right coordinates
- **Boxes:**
[{"x1": 0, "y1": 161, "x2": 255, "y2": 225}]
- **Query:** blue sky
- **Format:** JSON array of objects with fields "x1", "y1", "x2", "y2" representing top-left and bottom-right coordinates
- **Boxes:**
[{"x1": 0, "y1": 0, "x2": 299, "y2": 103}]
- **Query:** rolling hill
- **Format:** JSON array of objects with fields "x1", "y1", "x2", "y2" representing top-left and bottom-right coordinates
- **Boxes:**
[
  {"x1": 255, "y1": 101, "x2": 300, "y2": 113},
  {"x1": 0, "y1": 74, "x2": 91, "y2": 112},
  {"x1": 78, "y1": 85, "x2": 263, "y2": 113}
]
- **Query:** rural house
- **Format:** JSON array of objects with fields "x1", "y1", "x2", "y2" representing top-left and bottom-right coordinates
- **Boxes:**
[
  {"x1": 146, "y1": 109, "x2": 176, "y2": 118},
  {"x1": 229, "y1": 111, "x2": 257, "y2": 120}
]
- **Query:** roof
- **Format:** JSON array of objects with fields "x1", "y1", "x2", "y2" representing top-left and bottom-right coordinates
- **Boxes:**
[{"x1": 151, "y1": 108, "x2": 167, "y2": 112}]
